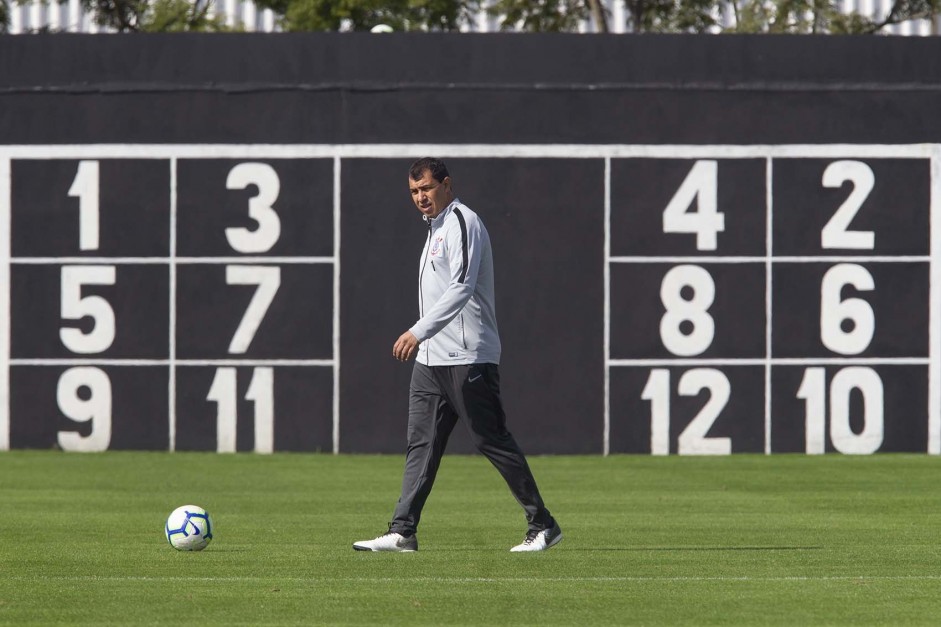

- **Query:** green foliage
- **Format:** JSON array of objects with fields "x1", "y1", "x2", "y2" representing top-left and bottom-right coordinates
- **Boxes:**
[
  {"x1": 141, "y1": 0, "x2": 229, "y2": 31},
  {"x1": 728, "y1": 0, "x2": 866, "y2": 33},
  {"x1": 625, "y1": 0, "x2": 721, "y2": 33},
  {"x1": 727, "y1": 0, "x2": 940, "y2": 33},
  {"x1": 81, "y1": 0, "x2": 147, "y2": 30},
  {"x1": 1, "y1": 0, "x2": 938, "y2": 35},
  {"x1": 0, "y1": 0, "x2": 232, "y2": 31},
  {"x1": 487, "y1": 0, "x2": 590, "y2": 31},
  {"x1": 252, "y1": 0, "x2": 478, "y2": 32}
]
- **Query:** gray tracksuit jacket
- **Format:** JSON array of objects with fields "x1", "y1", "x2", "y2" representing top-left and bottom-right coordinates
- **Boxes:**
[{"x1": 408, "y1": 199, "x2": 502, "y2": 366}]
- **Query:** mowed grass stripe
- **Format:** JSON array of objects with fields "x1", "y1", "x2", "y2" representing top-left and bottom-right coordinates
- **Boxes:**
[
  {"x1": 16, "y1": 574, "x2": 941, "y2": 583},
  {"x1": 3, "y1": 451, "x2": 941, "y2": 625}
]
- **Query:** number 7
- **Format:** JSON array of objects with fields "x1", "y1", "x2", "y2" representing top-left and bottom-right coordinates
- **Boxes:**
[{"x1": 226, "y1": 265, "x2": 281, "y2": 354}]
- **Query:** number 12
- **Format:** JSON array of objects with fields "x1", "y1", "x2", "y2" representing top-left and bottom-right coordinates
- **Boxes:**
[{"x1": 642, "y1": 368, "x2": 731, "y2": 455}]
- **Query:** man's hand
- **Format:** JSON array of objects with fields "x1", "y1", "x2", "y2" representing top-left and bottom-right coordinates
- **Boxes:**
[{"x1": 393, "y1": 331, "x2": 420, "y2": 362}]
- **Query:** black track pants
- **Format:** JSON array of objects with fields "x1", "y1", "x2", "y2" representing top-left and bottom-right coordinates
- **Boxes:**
[{"x1": 389, "y1": 362, "x2": 553, "y2": 536}]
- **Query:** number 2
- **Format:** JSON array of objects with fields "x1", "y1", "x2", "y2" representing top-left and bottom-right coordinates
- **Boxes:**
[{"x1": 821, "y1": 160, "x2": 875, "y2": 250}]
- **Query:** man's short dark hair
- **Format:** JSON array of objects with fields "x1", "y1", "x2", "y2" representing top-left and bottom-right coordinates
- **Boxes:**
[{"x1": 409, "y1": 157, "x2": 450, "y2": 183}]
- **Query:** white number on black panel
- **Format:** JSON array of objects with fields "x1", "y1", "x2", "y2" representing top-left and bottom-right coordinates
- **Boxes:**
[
  {"x1": 660, "y1": 265, "x2": 715, "y2": 356},
  {"x1": 821, "y1": 161, "x2": 875, "y2": 250},
  {"x1": 68, "y1": 160, "x2": 100, "y2": 251},
  {"x1": 662, "y1": 160, "x2": 725, "y2": 251},
  {"x1": 797, "y1": 367, "x2": 883, "y2": 454},
  {"x1": 226, "y1": 265, "x2": 281, "y2": 354},
  {"x1": 207, "y1": 367, "x2": 274, "y2": 453},
  {"x1": 642, "y1": 368, "x2": 731, "y2": 455},
  {"x1": 225, "y1": 163, "x2": 281, "y2": 254},
  {"x1": 60, "y1": 265, "x2": 116, "y2": 354},
  {"x1": 820, "y1": 263, "x2": 874, "y2": 355},
  {"x1": 57, "y1": 367, "x2": 111, "y2": 452}
]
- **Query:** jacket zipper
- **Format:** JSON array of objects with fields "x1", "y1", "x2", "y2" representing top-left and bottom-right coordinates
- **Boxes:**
[{"x1": 419, "y1": 219, "x2": 432, "y2": 317}]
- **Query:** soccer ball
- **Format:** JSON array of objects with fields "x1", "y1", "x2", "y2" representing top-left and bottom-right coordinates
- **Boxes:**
[{"x1": 165, "y1": 505, "x2": 213, "y2": 551}]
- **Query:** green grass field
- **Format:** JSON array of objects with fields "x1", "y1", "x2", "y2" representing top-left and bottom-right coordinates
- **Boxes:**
[{"x1": 2, "y1": 452, "x2": 941, "y2": 625}]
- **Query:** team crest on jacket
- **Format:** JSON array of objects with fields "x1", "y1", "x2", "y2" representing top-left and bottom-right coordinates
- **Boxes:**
[{"x1": 429, "y1": 236, "x2": 444, "y2": 257}]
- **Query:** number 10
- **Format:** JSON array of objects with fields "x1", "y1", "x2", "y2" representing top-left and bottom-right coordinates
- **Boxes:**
[{"x1": 797, "y1": 367, "x2": 884, "y2": 454}]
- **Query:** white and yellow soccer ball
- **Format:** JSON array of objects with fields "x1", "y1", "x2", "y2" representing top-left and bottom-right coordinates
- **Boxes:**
[{"x1": 165, "y1": 505, "x2": 213, "y2": 551}]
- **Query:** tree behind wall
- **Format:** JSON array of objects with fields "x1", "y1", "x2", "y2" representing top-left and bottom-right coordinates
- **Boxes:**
[
  {"x1": 0, "y1": 0, "x2": 938, "y2": 34},
  {"x1": 1, "y1": 0, "x2": 231, "y2": 31}
]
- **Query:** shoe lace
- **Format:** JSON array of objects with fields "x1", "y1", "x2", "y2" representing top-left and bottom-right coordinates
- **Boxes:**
[{"x1": 521, "y1": 529, "x2": 540, "y2": 545}]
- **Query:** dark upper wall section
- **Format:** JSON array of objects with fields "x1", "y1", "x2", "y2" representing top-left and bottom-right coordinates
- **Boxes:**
[{"x1": 2, "y1": 33, "x2": 941, "y2": 144}]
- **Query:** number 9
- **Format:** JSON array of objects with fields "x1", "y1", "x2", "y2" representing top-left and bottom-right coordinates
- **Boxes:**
[{"x1": 56, "y1": 367, "x2": 112, "y2": 452}]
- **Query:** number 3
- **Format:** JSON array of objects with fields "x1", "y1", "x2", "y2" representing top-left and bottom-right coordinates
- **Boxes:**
[{"x1": 225, "y1": 162, "x2": 282, "y2": 254}]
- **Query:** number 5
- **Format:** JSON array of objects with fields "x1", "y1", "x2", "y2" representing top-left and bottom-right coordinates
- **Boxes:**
[{"x1": 60, "y1": 265, "x2": 116, "y2": 354}]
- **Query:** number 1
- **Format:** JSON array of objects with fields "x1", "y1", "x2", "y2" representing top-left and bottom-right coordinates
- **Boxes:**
[{"x1": 68, "y1": 160, "x2": 100, "y2": 251}]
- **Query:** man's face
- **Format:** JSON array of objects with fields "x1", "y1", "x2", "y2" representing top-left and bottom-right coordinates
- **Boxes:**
[{"x1": 409, "y1": 169, "x2": 452, "y2": 219}]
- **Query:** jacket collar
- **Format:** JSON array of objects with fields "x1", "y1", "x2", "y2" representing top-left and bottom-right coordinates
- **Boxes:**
[{"x1": 423, "y1": 199, "x2": 459, "y2": 228}]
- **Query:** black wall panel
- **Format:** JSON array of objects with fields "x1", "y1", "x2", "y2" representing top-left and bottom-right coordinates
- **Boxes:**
[{"x1": 0, "y1": 34, "x2": 938, "y2": 454}]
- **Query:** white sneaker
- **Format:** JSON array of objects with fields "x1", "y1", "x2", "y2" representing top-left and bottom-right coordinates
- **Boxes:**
[
  {"x1": 510, "y1": 522, "x2": 563, "y2": 552},
  {"x1": 353, "y1": 531, "x2": 418, "y2": 552}
]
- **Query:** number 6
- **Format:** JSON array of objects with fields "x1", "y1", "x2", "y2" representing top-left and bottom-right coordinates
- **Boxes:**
[{"x1": 820, "y1": 263, "x2": 874, "y2": 356}]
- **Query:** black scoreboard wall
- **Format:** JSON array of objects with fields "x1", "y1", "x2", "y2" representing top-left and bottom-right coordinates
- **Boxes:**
[{"x1": 0, "y1": 34, "x2": 939, "y2": 455}]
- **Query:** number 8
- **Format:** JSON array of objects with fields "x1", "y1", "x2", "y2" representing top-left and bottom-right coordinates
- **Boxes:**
[{"x1": 659, "y1": 265, "x2": 715, "y2": 357}]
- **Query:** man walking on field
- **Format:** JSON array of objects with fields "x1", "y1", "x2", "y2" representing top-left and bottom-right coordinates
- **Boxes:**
[{"x1": 353, "y1": 157, "x2": 562, "y2": 553}]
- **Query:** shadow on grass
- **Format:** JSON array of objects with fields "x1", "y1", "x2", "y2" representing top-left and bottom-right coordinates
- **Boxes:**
[
  {"x1": 563, "y1": 546, "x2": 825, "y2": 552},
  {"x1": 418, "y1": 545, "x2": 824, "y2": 552}
]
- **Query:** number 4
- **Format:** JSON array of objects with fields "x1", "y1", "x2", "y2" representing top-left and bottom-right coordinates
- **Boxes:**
[{"x1": 662, "y1": 160, "x2": 725, "y2": 251}]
